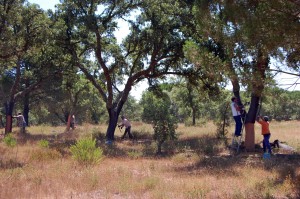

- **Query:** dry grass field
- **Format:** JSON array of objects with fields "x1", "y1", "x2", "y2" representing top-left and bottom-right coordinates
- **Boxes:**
[{"x1": 0, "y1": 120, "x2": 299, "y2": 199}]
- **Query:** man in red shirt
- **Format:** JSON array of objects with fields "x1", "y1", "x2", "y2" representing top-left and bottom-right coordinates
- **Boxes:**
[{"x1": 256, "y1": 115, "x2": 272, "y2": 154}]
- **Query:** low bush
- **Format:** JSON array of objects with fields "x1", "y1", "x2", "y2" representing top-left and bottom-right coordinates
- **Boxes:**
[
  {"x1": 70, "y1": 137, "x2": 104, "y2": 166},
  {"x1": 3, "y1": 134, "x2": 17, "y2": 147},
  {"x1": 38, "y1": 139, "x2": 49, "y2": 148}
]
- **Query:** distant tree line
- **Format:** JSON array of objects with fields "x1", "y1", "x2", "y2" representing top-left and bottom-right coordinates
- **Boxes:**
[{"x1": 5, "y1": 82, "x2": 298, "y2": 126}]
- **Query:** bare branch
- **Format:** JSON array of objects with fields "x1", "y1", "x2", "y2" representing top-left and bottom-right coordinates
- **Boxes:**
[{"x1": 269, "y1": 69, "x2": 300, "y2": 77}]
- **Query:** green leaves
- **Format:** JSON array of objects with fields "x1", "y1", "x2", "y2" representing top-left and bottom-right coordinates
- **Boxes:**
[
  {"x1": 141, "y1": 89, "x2": 177, "y2": 153},
  {"x1": 70, "y1": 137, "x2": 104, "y2": 166},
  {"x1": 3, "y1": 134, "x2": 17, "y2": 148}
]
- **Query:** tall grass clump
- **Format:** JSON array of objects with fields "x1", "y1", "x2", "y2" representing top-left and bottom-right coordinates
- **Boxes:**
[
  {"x1": 38, "y1": 139, "x2": 49, "y2": 148},
  {"x1": 194, "y1": 136, "x2": 222, "y2": 156},
  {"x1": 30, "y1": 148, "x2": 62, "y2": 162},
  {"x1": 70, "y1": 137, "x2": 104, "y2": 166},
  {"x1": 3, "y1": 133, "x2": 17, "y2": 147}
]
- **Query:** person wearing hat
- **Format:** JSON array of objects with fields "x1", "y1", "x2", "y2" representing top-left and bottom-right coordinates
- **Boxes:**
[{"x1": 256, "y1": 115, "x2": 272, "y2": 154}]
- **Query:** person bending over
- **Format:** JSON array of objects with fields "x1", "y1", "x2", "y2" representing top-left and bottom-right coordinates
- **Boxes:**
[{"x1": 118, "y1": 115, "x2": 133, "y2": 139}]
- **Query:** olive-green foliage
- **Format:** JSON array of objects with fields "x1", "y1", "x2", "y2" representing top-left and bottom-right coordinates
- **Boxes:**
[
  {"x1": 170, "y1": 82, "x2": 204, "y2": 125},
  {"x1": 38, "y1": 139, "x2": 49, "y2": 148},
  {"x1": 140, "y1": 89, "x2": 178, "y2": 153},
  {"x1": 121, "y1": 95, "x2": 143, "y2": 122},
  {"x1": 213, "y1": 93, "x2": 231, "y2": 139},
  {"x1": 70, "y1": 138, "x2": 104, "y2": 166},
  {"x1": 3, "y1": 134, "x2": 17, "y2": 147},
  {"x1": 262, "y1": 88, "x2": 300, "y2": 121}
]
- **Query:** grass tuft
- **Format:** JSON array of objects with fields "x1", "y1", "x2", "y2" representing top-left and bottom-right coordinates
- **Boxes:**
[{"x1": 70, "y1": 137, "x2": 104, "y2": 166}]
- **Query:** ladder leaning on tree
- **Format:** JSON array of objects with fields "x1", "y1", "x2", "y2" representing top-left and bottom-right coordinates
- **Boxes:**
[{"x1": 231, "y1": 111, "x2": 247, "y2": 153}]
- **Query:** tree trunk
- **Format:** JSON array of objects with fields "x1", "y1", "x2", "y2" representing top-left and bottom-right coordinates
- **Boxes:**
[
  {"x1": 106, "y1": 108, "x2": 119, "y2": 141},
  {"x1": 244, "y1": 96, "x2": 260, "y2": 151},
  {"x1": 244, "y1": 51, "x2": 268, "y2": 151},
  {"x1": 5, "y1": 101, "x2": 14, "y2": 134},
  {"x1": 106, "y1": 99, "x2": 126, "y2": 141},
  {"x1": 157, "y1": 141, "x2": 163, "y2": 155},
  {"x1": 244, "y1": 123, "x2": 255, "y2": 150},
  {"x1": 187, "y1": 85, "x2": 196, "y2": 126},
  {"x1": 192, "y1": 107, "x2": 196, "y2": 126},
  {"x1": 23, "y1": 93, "x2": 29, "y2": 126},
  {"x1": 23, "y1": 77, "x2": 30, "y2": 126},
  {"x1": 66, "y1": 114, "x2": 71, "y2": 131}
]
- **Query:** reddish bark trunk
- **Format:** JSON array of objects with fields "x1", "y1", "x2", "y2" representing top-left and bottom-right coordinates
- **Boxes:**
[
  {"x1": 5, "y1": 115, "x2": 12, "y2": 134},
  {"x1": 244, "y1": 51, "x2": 268, "y2": 150},
  {"x1": 5, "y1": 101, "x2": 14, "y2": 134},
  {"x1": 66, "y1": 114, "x2": 71, "y2": 131},
  {"x1": 244, "y1": 123, "x2": 255, "y2": 151}
]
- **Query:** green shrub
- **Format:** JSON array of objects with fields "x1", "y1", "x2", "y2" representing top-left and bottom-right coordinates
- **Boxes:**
[
  {"x1": 38, "y1": 139, "x2": 49, "y2": 148},
  {"x1": 70, "y1": 138, "x2": 104, "y2": 166},
  {"x1": 3, "y1": 134, "x2": 17, "y2": 147},
  {"x1": 141, "y1": 90, "x2": 178, "y2": 154}
]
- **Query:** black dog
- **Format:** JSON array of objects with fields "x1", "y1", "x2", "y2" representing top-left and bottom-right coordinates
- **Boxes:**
[{"x1": 270, "y1": 139, "x2": 280, "y2": 148}]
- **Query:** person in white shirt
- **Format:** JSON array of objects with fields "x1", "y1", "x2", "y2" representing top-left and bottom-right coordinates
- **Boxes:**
[
  {"x1": 13, "y1": 112, "x2": 26, "y2": 133},
  {"x1": 118, "y1": 115, "x2": 133, "y2": 139},
  {"x1": 70, "y1": 114, "x2": 76, "y2": 129},
  {"x1": 231, "y1": 97, "x2": 242, "y2": 136}
]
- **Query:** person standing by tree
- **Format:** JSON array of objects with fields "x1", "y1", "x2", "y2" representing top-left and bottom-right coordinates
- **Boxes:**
[
  {"x1": 256, "y1": 116, "x2": 272, "y2": 155},
  {"x1": 118, "y1": 115, "x2": 133, "y2": 140},
  {"x1": 70, "y1": 114, "x2": 76, "y2": 130},
  {"x1": 13, "y1": 112, "x2": 26, "y2": 134},
  {"x1": 231, "y1": 97, "x2": 242, "y2": 136}
]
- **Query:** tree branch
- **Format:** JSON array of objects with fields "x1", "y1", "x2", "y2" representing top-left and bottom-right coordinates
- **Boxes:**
[{"x1": 269, "y1": 69, "x2": 300, "y2": 77}]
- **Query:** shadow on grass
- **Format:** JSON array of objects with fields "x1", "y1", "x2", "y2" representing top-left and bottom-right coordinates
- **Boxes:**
[
  {"x1": 261, "y1": 154, "x2": 300, "y2": 198},
  {"x1": 12, "y1": 131, "x2": 78, "y2": 157},
  {"x1": 172, "y1": 135, "x2": 300, "y2": 181},
  {"x1": 171, "y1": 135, "x2": 242, "y2": 176},
  {"x1": 0, "y1": 159, "x2": 23, "y2": 169},
  {"x1": 13, "y1": 130, "x2": 78, "y2": 144},
  {"x1": 97, "y1": 137, "x2": 157, "y2": 158}
]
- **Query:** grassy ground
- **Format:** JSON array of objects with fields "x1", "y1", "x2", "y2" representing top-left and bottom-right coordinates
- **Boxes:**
[{"x1": 0, "y1": 121, "x2": 299, "y2": 199}]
